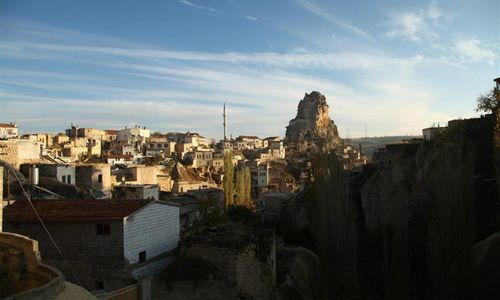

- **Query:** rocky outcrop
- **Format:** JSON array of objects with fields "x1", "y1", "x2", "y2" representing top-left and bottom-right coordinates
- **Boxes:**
[
  {"x1": 359, "y1": 114, "x2": 499, "y2": 299},
  {"x1": 285, "y1": 92, "x2": 342, "y2": 153}
]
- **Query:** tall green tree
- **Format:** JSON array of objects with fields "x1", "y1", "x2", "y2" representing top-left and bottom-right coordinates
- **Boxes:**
[
  {"x1": 235, "y1": 167, "x2": 244, "y2": 206},
  {"x1": 234, "y1": 166, "x2": 252, "y2": 207},
  {"x1": 223, "y1": 151, "x2": 234, "y2": 207},
  {"x1": 243, "y1": 167, "x2": 252, "y2": 206}
]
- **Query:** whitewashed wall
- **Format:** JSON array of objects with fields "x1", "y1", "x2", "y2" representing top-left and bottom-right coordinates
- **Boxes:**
[{"x1": 123, "y1": 203, "x2": 179, "y2": 264}]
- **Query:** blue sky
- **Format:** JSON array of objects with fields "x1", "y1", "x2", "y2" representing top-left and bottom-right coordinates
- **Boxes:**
[{"x1": 0, "y1": 0, "x2": 498, "y2": 138}]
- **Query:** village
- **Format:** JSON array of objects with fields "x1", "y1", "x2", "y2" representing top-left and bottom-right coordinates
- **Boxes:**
[{"x1": 0, "y1": 92, "x2": 372, "y2": 299}]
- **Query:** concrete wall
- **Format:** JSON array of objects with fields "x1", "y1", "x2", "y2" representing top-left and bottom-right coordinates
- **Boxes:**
[{"x1": 123, "y1": 203, "x2": 179, "y2": 264}]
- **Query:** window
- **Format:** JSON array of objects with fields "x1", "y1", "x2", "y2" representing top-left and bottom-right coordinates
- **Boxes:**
[
  {"x1": 95, "y1": 281, "x2": 104, "y2": 290},
  {"x1": 139, "y1": 251, "x2": 147, "y2": 263},
  {"x1": 96, "y1": 224, "x2": 110, "y2": 235},
  {"x1": 98, "y1": 174, "x2": 103, "y2": 183},
  {"x1": 62, "y1": 175, "x2": 66, "y2": 183},
  {"x1": 67, "y1": 175, "x2": 71, "y2": 184}
]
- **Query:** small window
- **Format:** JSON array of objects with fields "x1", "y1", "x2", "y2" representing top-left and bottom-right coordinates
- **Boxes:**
[
  {"x1": 62, "y1": 175, "x2": 66, "y2": 183},
  {"x1": 97, "y1": 174, "x2": 103, "y2": 183},
  {"x1": 67, "y1": 175, "x2": 71, "y2": 184},
  {"x1": 95, "y1": 281, "x2": 104, "y2": 290},
  {"x1": 139, "y1": 251, "x2": 147, "y2": 263},
  {"x1": 96, "y1": 224, "x2": 110, "y2": 235}
]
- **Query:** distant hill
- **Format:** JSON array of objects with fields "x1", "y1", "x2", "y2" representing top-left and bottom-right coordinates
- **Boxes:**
[{"x1": 344, "y1": 135, "x2": 422, "y2": 157}]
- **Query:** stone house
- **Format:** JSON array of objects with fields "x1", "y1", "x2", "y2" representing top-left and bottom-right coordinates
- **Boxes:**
[
  {"x1": 3, "y1": 199, "x2": 180, "y2": 293},
  {"x1": 117, "y1": 125, "x2": 150, "y2": 143},
  {"x1": 22, "y1": 133, "x2": 54, "y2": 148},
  {"x1": 76, "y1": 164, "x2": 112, "y2": 198},
  {"x1": 211, "y1": 157, "x2": 224, "y2": 172},
  {"x1": 185, "y1": 150, "x2": 214, "y2": 168},
  {"x1": 53, "y1": 133, "x2": 70, "y2": 145},
  {"x1": 183, "y1": 132, "x2": 201, "y2": 147},
  {"x1": 269, "y1": 140, "x2": 285, "y2": 159},
  {"x1": 113, "y1": 184, "x2": 160, "y2": 200},
  {"x1": 422, "y1": 126, "x2": 447, "y2": 141},
  {"x1": 146, "y1": 135, "x2": 176, "y2": 158},
  {"x1": 105, "y1": 154, "x2": 134, "y2": 165},
  {"x1": 77, "y1": 128, "x2": 106, "y2": 140},
  {"x1": 0, "y1": 139, "x2": 44, "y2": 169},
  {"x1": 175, "y1": 142, "x2": 193, "y2": 158},
  {"x1": 104, "y1": 129, "x2": 118, "y2": 142},
  {"x1": 0, "y1": 122, "x2": 19, "y2": 139},
  {"x1": 250, "y1": 165, "x2": 269, "y2": 188},
  {"x1": 121, "y1": 143, "x2": 139, "y2": 156}
]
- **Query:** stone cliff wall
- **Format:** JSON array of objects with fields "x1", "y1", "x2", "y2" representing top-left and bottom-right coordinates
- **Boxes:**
[
  {"x1": 360, "y1": 115, "x2": 499, "y2": 299},
  {"x1": 285, "y1": 92, "x2": 342, "y2": 153}
]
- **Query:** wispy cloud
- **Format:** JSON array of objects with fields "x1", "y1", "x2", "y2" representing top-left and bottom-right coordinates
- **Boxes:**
[
  {"x1": 454, "y1": 39, "x2": 497, "y2": 65},
  {"x1": 294, "y1": 0, "x2": 371, "y2": 39},
  {"x1": 245, "y1": 15, "x2": 258, "y2": 21},
  {"x1": 1, "y1": 41, "x2": 438, "y2": 72},
  {"x1": 385, "y1": 2, "x2": 443, "y2": 42},
  {"x1": 179, "y1": 0, "x2": 218, "y2": 13},
  {"x1": 0, "y1": 19, "x2": 469, "y2": 137}
]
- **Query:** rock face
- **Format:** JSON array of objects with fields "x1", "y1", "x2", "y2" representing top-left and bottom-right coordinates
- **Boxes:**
[{"x1": 285, "y1": 91, "x2": 341, "y2": 152}]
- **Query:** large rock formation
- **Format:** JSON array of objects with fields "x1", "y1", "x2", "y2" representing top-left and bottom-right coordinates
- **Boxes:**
[{"x1": 285, "y1": 91, "x2": 342, "y2": 153}]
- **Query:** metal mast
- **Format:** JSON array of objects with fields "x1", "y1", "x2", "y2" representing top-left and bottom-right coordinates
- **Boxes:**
[{"x1": 223, "y1": 102, "x2": 227, "y2": 141}]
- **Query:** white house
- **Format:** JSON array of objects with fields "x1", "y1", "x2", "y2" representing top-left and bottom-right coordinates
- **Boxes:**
[
  {"x1": 117, "y1": 125, "x2": 150, "y2": 142},
  {"x1": 0, "y1": 122, "x2": 19, "y2": 139}
]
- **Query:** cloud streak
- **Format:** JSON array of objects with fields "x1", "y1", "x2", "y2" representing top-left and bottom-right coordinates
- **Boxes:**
[
  {"x1": 1, "y1": 15, "x2": 485, "y2": 138},
  {"x1": 179, "y1": 0, "x2": 218, "y2": 13},
  {"x1": 294, "y1": 0, "x2": 371, "y2": 39}
]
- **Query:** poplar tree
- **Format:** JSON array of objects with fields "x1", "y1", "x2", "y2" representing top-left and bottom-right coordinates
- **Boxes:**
[
  {"x1": 223, "y1": 151, "x2": 234, "y2": 207},
  {"x1": 243, "y1": 167, "x2": 252, "y2": 206},
  {"x1": 235, "y1": 168, "x2": 244, "y2": 206}
]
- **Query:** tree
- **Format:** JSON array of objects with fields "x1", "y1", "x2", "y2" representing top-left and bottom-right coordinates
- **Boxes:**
[
  {"x1": 223, "y1": 151, "x2": 234, "y2": 207},
  {"x1": 475, "y1": 88, "x2": 499, "y2": 113},
  {"x1": 234, "y1": 166, "x2": 252, "y2": 207}
]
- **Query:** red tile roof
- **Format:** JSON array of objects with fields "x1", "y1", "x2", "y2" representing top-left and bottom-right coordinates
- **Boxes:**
[
  {"x1": 4, "y1": 199, "x2": 153, "y2": 222},
  {"x1": 0, "y1": 123, "x2": 17, "y2": 128}
]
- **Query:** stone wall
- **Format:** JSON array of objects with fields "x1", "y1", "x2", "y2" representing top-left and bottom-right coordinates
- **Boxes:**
[
  {"x1": 4, "y1": 220, "x2": 129, "y2": 291},
  {"x1": 0, "y1": 140, "x2": 43, "y2": 169},
  {"x1": 129, "y1": 166, "x2": 158, "y2": 185},
  {"x1": 0, "y1": 232, "x2": 65, "y2": 299},
  {"x1": 182, "y1": 229, "x2": 276, "y2": 300}
]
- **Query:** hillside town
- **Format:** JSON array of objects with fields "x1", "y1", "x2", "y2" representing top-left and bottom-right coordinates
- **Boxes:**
[
  {"x1": 1, "y1": 0, "x2": 499, "y2": 298},
  {"x1": 2, "y1": 73, "x2": 500, "y2": 300},
  {"x1": 0, "y1": 91, "x2": 370, "y2": 299}
]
